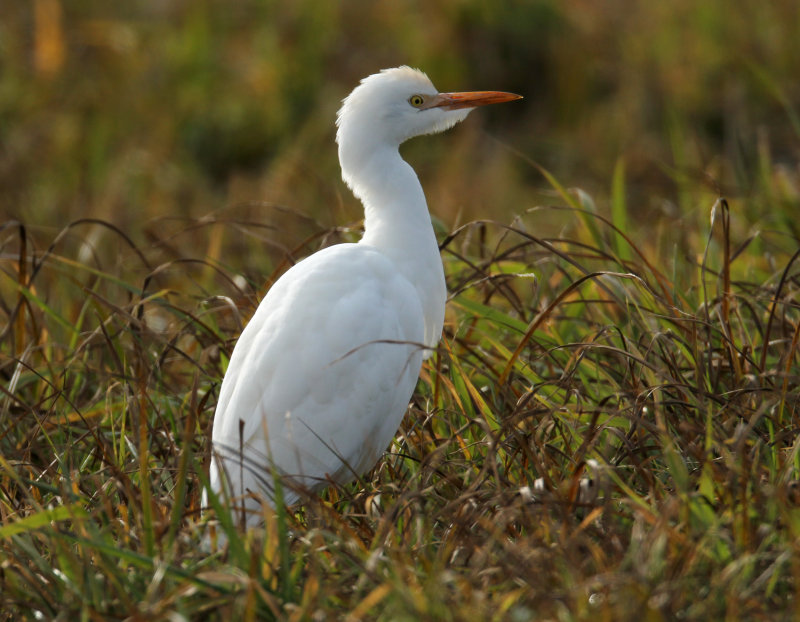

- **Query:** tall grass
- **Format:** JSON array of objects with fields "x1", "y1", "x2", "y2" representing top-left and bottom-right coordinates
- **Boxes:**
[{"x1": 1, "y1": 166, "x2": 799, "y2": 618}]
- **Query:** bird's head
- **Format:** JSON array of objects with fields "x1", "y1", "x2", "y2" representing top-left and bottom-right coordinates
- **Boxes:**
[{"x1": 336, "y1": 66, "x2": 521, "y2": 149}]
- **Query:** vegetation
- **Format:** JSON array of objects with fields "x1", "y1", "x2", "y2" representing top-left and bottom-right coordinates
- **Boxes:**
[{"x1": 1, "y1": 0, "x2": 799, "y2": 619}]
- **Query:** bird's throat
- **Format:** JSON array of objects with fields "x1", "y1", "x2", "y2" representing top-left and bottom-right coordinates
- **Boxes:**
[
  {"x1": 354, "y1": 150, "x2": 437, "y2": 260},
  {"x1": 351, "y1": 148, "x2": 446, "y2": 351}
]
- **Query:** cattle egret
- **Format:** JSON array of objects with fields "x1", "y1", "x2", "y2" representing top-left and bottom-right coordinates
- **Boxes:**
[{"x1": 207, "y1": 66, "x2": 521, "y2": 529}]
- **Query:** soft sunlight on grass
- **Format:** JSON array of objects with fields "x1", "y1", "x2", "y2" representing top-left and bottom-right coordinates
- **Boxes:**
[
  {"x1": 2, "y1": 176, "x2": 798, "y2": 619},
  {"x1": 2, "y1": 0, "x2": 799, "y2": 619}
]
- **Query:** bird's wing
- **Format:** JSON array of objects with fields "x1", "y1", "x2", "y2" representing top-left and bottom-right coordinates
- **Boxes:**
[{"x1": 211, "y1": 243, "x2": 426, "y2": 500}]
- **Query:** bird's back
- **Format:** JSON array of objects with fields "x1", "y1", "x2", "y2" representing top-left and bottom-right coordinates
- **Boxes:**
[{"x1": 209, "y1": 243, "x2": 426, "y2": 521}]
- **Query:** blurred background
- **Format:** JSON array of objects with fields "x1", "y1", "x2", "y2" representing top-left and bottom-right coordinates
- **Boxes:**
[{"x1": 2, "y1": 0, "x2": 799, "y2": 257}]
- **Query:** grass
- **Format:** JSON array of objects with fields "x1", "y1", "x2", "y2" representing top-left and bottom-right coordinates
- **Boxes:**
[
  {"x1": 2, "y1": 174, "x2": 799, "y2": 619},
  {"x1": 2, "y1": 0, "x2": 800, "y2": 619}
]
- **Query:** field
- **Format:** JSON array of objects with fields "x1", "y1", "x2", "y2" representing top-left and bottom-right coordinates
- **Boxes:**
[{"x1": 1, "y1": 1, "x2": 800, "y2": 619}]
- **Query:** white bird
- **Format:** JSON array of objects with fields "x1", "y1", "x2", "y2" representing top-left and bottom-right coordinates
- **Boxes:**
[{"x1": 206, "y1": 66, "x2": 520, "y2": 529}]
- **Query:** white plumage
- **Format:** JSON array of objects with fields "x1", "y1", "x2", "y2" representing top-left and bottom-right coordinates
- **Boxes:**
[{"x1": 206, "y1": 67, "x2": 520, "y2": 529}]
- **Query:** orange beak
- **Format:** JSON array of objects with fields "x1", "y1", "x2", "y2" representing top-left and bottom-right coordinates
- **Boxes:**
[{"x1": 427, "y1": 90, "x2": 523, "y2": 110}]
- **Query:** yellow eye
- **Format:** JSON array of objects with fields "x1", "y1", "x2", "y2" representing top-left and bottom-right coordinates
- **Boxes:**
[{"x1": 409, "y1": 94, "x2": 425, "y2": 108}]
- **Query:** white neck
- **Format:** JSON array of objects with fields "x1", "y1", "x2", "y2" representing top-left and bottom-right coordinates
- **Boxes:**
[
  {"x1": 339, "y1": 143, "x2": 446, "y2": 351},
  {"x1": 351, "y1": 149, "x2": 435, "y2": 248}
]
